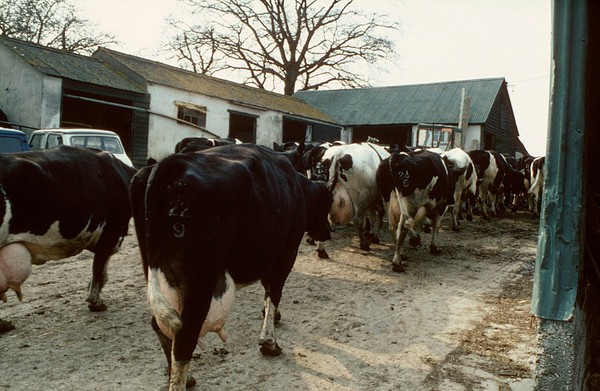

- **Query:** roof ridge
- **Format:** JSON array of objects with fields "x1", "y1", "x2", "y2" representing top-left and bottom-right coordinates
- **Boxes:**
[
  {"x1": 96, "y1": 47, "x2": 307, "y2": 102},
  {"x1": 0, "y1": 36, "x2": 103, "y2": 63},
  {"x1": 295, "y1": 77, "x2": 506, "y2": 94}
]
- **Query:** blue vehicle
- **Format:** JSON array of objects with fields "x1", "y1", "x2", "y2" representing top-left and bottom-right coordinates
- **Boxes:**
[{"x1": 0, "y1": 127, "x2": 30, "y2": 153}]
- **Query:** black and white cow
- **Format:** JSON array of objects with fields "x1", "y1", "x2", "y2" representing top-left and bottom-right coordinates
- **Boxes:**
[
  {"x1": 468, "y1": 150, "x2": 509, "y2": 219},
  {"x1": 501, "y1": 156, "x2": 530, "y2": 213},
  {"x1": 130, "y1": 144, "x2": 332, "y2": 390},
  {"x1": 303, "y1": 141, "x2": 345, "y2": 181},
  {"x1": 271, "y1": 141, "x2": 307, "y2": 175},
  {"x1": 0, "y1": 146, "x2": 136, "y2": 332},
  {"x1": 528, "y1": 156, "x2": 545, "y2": 216},
  {"x1": 324, "y1": 142, "x2": 389, "y2": 251},
  {"x1": 377, "y1": 150, "x2": 462, "y2": 272},
  {"x1": 440, "y1": 148, "x2": 477, "y2": 231}
]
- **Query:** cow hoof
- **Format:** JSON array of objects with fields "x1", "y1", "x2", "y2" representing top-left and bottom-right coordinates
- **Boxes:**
[
  {"x1": 452, "y1": 226, "x2": 460, "y2": 232},
  {"x1": 423, "y1": 225, "x2": 431, "y2": 234},
  {"x1": 317, "y1": 250, "x2": 329, "y2": 259},
  {"x1": 430, "y1": 246, "x2": 441, "y2": 255},
  {"x1": 360, "y1": 244, "x2": 371, "y2": 252},
  {"x1": 409, "y1": 235, "x2": 421, "y2": 247},
  {"x1": 466, "y1": 215, "x2": 473, "y2": 222},
  {"x1": 88, "y1": 302, "x2": 108, "y2": 312},
  {"x1": 370, "y1": 236, "x2": 380, "y2": 245},
  {"x1": 260, "y1": 342, "x2": 282, "y2": 356},
  {"x1": 186, "y1": 374, "x2": 197, "y2": 388},
  {"x1": 392, "y1": 263, "x2": 405, "y2": 273},
  {"x1": 0, "y1": 319, "x2": 16, "y2": 333}
]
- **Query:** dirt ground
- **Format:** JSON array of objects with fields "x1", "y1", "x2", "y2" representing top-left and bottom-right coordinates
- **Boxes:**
[{"x1": 0, "y1": 211, "x2": 539, "y2": 391}]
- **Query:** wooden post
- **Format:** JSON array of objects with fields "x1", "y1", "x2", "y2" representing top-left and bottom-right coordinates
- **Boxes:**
[{"x1": 458, "y1": 88, "x2": 470, "y2": 149}]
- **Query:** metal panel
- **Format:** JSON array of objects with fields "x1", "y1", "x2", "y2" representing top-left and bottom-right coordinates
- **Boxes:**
[{"x1": 531, "y1": 0, "x2": 587, "y2": 321}]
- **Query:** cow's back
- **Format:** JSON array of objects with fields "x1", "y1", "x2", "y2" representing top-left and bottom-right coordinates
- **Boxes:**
[{"x1": 137, "y1": 144, "x2": 307, "y2": 285}]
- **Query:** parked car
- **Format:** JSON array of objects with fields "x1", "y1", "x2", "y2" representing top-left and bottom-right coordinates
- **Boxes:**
[
  {"x1": 0, "y1": 127, "x2": 30, "y2": 153},
  {"x1": 28, "y1": 128, "x2": 133, "y2": 167}
]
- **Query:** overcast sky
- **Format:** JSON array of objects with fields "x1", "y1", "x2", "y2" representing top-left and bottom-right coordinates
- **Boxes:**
[{"x1": 78, "y1": 0, "x2": 552, "y2": 156}]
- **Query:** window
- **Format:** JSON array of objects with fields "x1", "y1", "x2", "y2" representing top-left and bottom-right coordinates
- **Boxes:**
[
  {"x1": 46, "y1": 134, "x2": 62, "y2": 148},
  {"x1": 176, "y1": 102, "x2": 207, "y2": 127}
]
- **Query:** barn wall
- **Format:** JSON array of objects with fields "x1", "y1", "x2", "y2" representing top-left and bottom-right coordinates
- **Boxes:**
[
  {"x1": 147, "y1": 84, "x2": 282, "y2": 161},
  {"x1": 0, "y1": 44, "x2": 46, "y2": 134},
  {"x1": 463, "y1": 125, "x2": 483, "y2": 151},
  {"x1": 485, "y1": 84, "x2": 520, "y2": 155},
  {"x1": 256, "y1": 111, "x2": 282, "y2": 146},
  {"x1": 40, "y1": 76, "x2": 62, "y2": 129}
]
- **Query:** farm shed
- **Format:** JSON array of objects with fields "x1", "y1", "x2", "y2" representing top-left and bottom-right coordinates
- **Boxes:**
[
  {"x1": 92, "y1": 48, "x2": 340, "y2": 162},
  {"x1": 532, "y1": 0, "x2": 599, "y2": 389},
  {"x1": 294, "y1": 77, "x2": 528, "y2": 156},
  {"x1": 0, "y1": 36, "x2": 150, "y2": 167}
]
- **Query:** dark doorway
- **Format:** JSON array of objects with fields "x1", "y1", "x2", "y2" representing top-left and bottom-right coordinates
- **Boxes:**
[
  {"x1": 282, "y1": 118, "x2": 307, "y2": 142},
  {"x1": 62, "y1": 90, "x2": 134, "y2": 153},
  {"x1": 229, "y1": 111, "x2": 256, "y2": 143}
]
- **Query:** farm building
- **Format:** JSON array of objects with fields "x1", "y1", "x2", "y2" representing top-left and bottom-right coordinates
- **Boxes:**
[
  {"x1": 0, "y1": 36, "x2": 339, "y2": 166},
  {"x1": 294, "y1": 77, "x2": 528, "y2": 156},
  {"x1": 0, "y1": 36, "x2": 150, "y2": 166}
]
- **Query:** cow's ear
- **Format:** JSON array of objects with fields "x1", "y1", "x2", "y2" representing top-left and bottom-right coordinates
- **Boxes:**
[{"x1": 273, "y1": 142, "x2": 283, "y2": 152}]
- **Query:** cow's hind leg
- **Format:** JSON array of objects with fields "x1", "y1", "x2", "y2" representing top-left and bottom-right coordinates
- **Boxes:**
[
  {"x1": 259, "y1": 253, "x2": 296, "y2": 356},
  {"x1": 429, "y1": 214, "x2": 443, "y2": 255},
  {"x1": 87, "y1": 250, "x2": 110, "y2": 312},
  {"x1": 259, "y1": 295, "x2": 282, "y2": 356},
  {"x1": 151, "y1": 317, "x2": 197, "y2": 389}
]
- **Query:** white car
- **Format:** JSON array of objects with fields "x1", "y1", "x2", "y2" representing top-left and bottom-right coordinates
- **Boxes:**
[{"x1": 28, "y1": 128, "x2": 134, "y2": 167}]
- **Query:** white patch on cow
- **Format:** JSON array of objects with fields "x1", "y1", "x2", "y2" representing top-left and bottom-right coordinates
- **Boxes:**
[
  {"x1": 148, "y1": 267, "x2": 236, "y2": 347},
  {"x1": 1, "y1": 194, "x2": 107, "y2": 265},
  {"x1": 148, "y1": 267, "x2": 183, "y2": 341},
  {"x1": 199, "y1": 271, "x2": 236, "y2": 346}
]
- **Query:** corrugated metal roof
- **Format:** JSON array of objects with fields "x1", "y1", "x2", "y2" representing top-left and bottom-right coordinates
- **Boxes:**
[
  {"x1": 95, "y1": 48, "x2": 335, "y2": 124},
  {"x1": 293, "y1": 78, "x2": 505, "y2": 126},
  {"x1": 0, "y1": 36, "x2": 145, "y2": 93}
]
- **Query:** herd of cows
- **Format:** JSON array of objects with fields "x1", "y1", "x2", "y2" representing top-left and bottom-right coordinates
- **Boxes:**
[{"x1": 0, "y1": 137, "x2": 545, "y2": 390}]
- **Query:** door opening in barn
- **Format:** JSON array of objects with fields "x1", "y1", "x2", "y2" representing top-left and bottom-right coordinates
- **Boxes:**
[
  {"x1": 282, "y1": 117, "x2": 307, "y2": 143},
  {"x1": 61, "y1": 90, "x2": 134, "y2": 154},
  {"x1": 229, "y1": 111, "x2": 257, "y2": 143}
]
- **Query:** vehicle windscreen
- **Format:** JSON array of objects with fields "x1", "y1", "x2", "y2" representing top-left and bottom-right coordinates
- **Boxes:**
[
  {"x1": 0, "y1": 137, "x2": 25, "y2": 152},
  {"x1": 70, "y1": 136, "x2": 123, "y2": 153}
]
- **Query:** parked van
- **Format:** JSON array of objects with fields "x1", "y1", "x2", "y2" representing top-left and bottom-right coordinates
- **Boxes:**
[
  {"x1": 28, "y1": 128, "x2": 133, "y2": 167},
  {"x1": 0, "y1": 127, "x2": 30, "y2": 153}
]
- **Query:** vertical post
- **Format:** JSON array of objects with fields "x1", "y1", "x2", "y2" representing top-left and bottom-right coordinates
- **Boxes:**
[
  {"x1": 458, "y1": 87, "x2": 470, "y2": 149},
  {"x1": 531, "y1": 0, "x2": 588, "y2": 389}
]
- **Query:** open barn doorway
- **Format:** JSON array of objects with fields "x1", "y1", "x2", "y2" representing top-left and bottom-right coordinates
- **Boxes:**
[{"x1": 229, "y1": 111, "x2": 257, "y2": 143}]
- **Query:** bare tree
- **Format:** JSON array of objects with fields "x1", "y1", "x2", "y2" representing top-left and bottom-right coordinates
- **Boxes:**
[
  {"x1": 168, "y1": 0, "x2": 399, "y2": 95},
  {"x1": 0, "y1": 0, "x2": 116, "y2": 54}
]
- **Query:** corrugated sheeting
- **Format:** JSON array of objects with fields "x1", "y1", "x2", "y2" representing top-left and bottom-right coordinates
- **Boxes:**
[
  {"x1": 0, "y1": 36, "x2": 145, "y2": 94},
  {"x1": 293, "y1": 78, "x2": 505, "y2": 126},
  {"x1": 531, "y1": 0, "x2": 587, "y2": 321},
  {"x1": 95, "y1": 48, "x2": 335, "y2": 124}
]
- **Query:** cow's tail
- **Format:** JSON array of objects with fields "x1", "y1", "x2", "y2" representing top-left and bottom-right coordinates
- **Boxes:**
[{"x1": 147, "y1": 267, "x2": 182, "y2": 338}]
